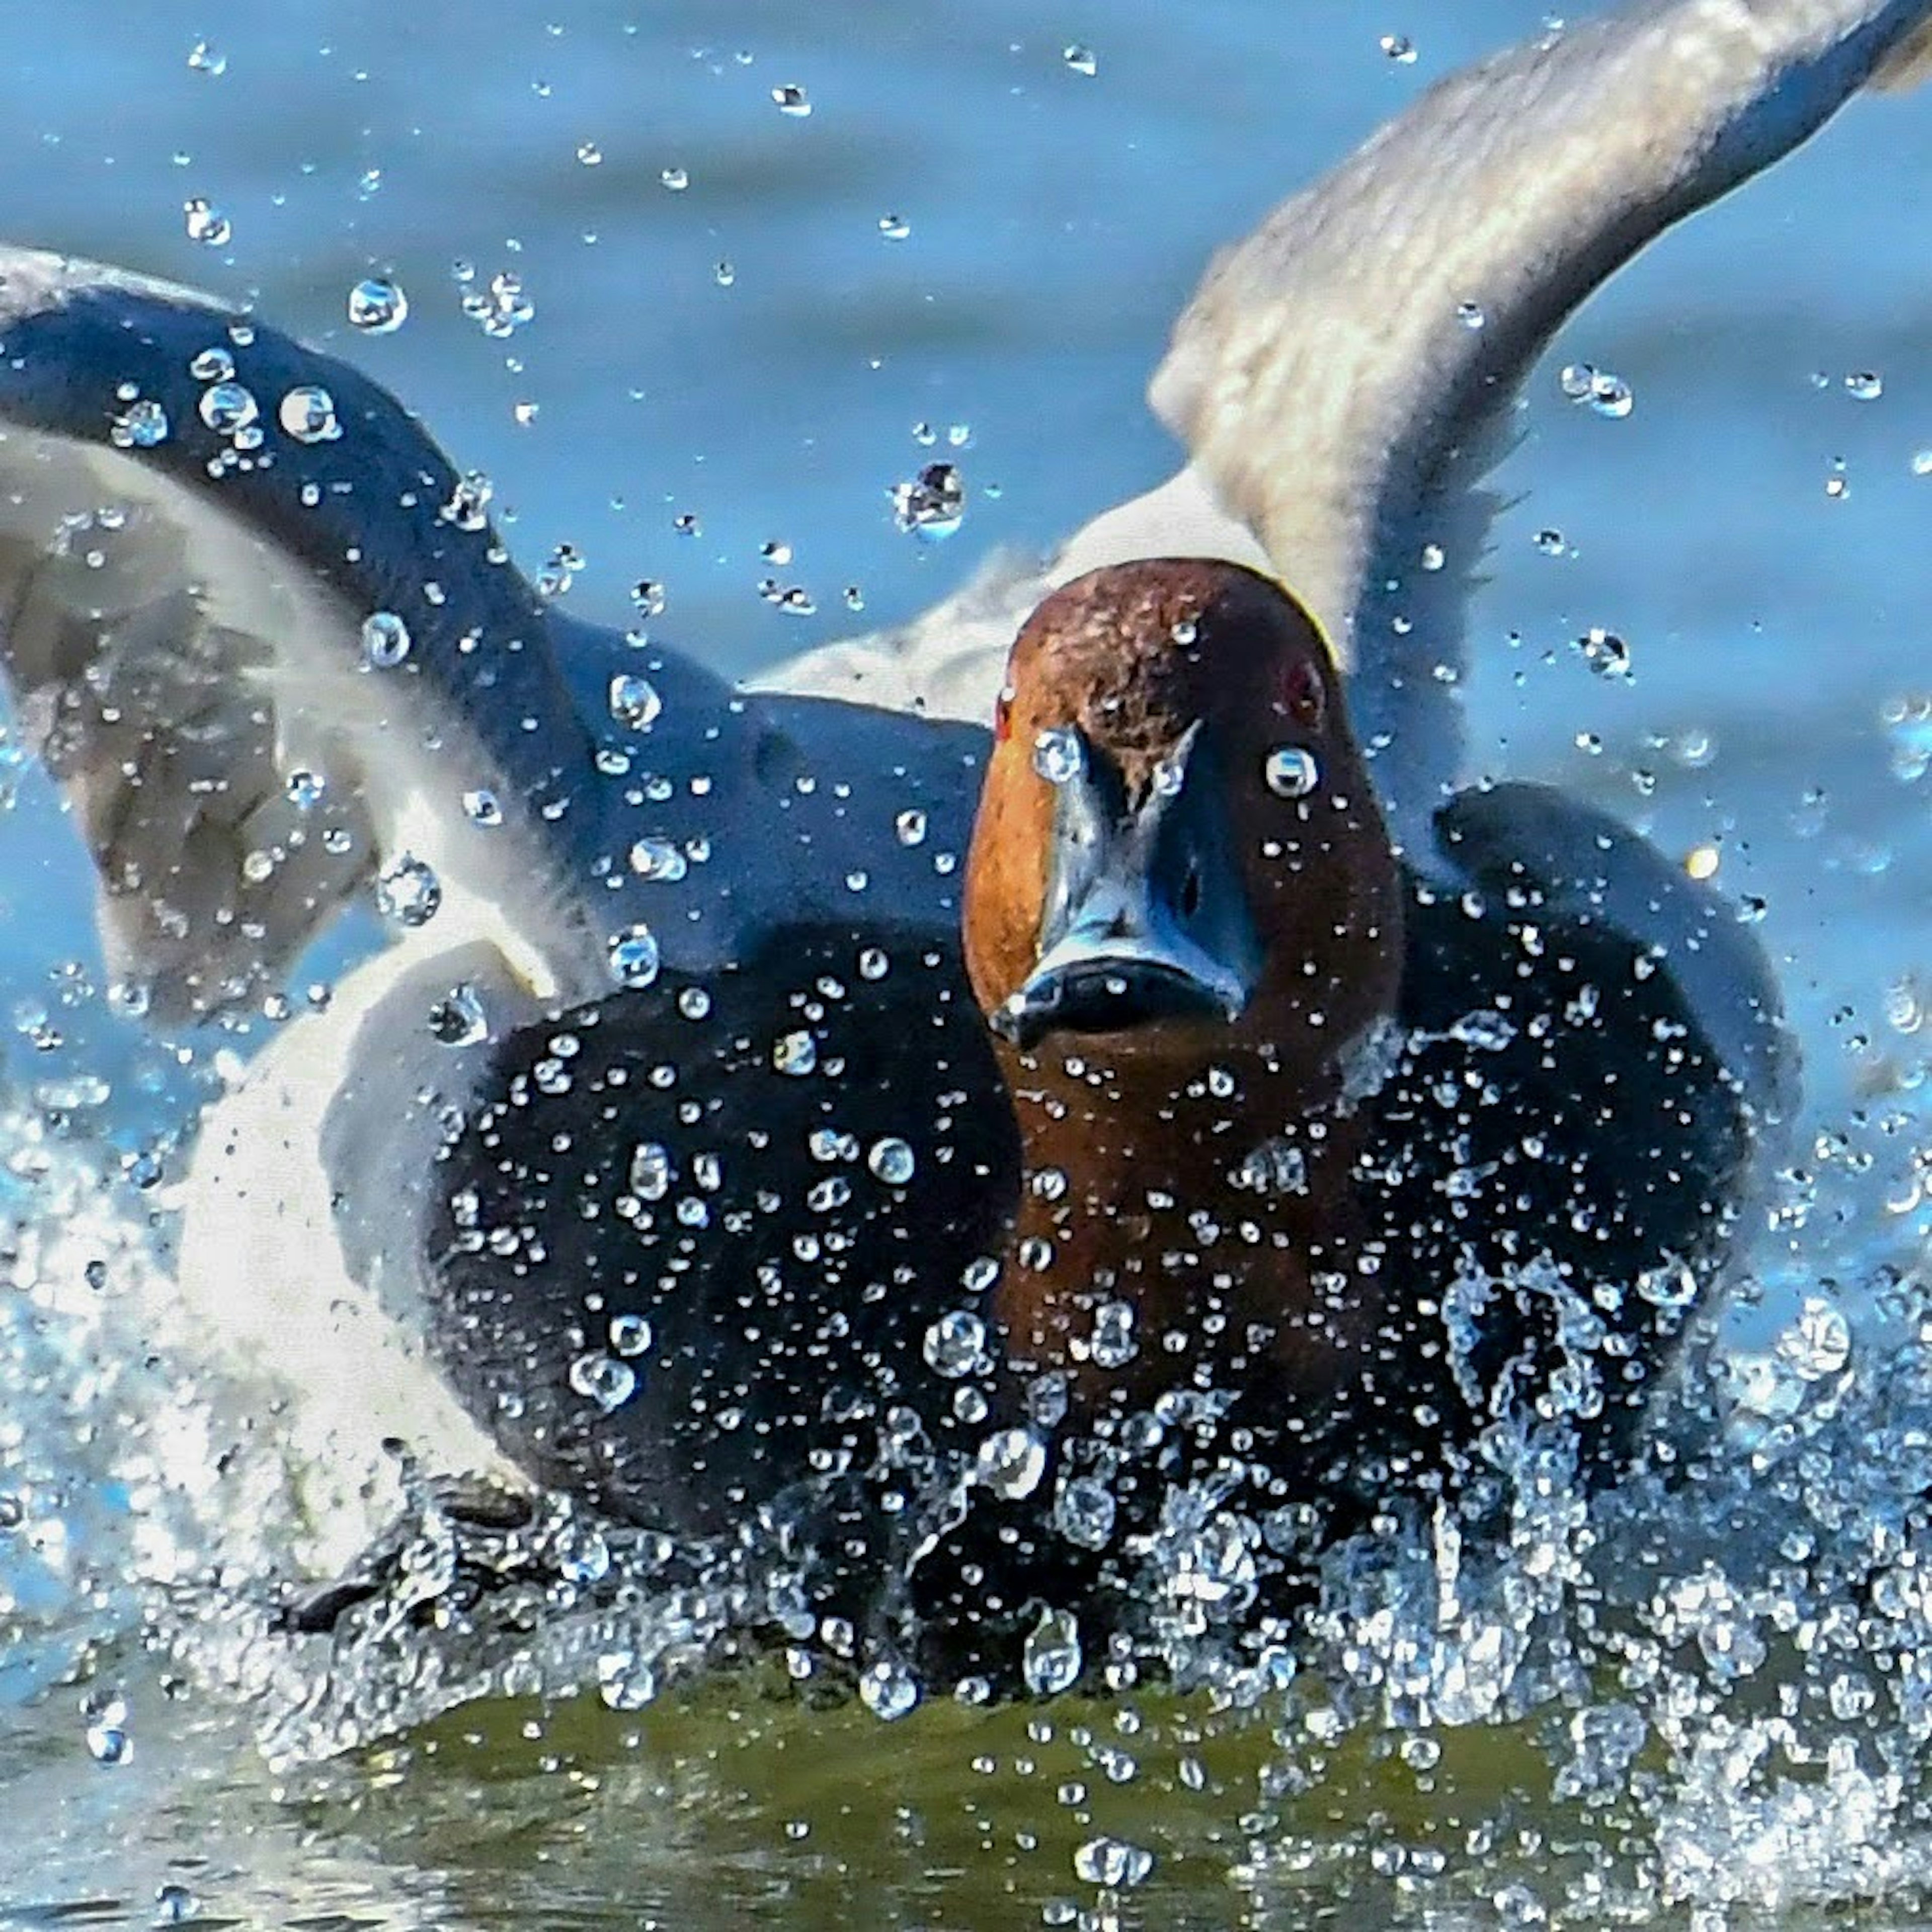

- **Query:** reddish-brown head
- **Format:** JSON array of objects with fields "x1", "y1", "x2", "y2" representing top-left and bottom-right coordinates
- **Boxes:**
[{"x1": 963, "y1": 559, "x2": 1404, "y2": 1074}]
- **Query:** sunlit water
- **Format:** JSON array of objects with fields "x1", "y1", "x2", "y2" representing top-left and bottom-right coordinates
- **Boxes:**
[{"x1": 1, "y1": 2, "x2": 1928, "y2": 1926}]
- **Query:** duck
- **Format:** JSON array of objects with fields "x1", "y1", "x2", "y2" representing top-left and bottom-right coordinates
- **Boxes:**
[
  {"x1": 409, "y1": 554, "x2": 1785, "y2": 1682},
  {"x1": 0, "y1": 0, "x2": 1921, "y2": 1583}
]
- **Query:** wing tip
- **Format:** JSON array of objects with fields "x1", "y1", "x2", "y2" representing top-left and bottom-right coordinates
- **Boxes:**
[
  {"x1": 0, "y1": 243, "x2": 231, "y2": 329},
  {"x1": 1871, "y1": 18, "x2": 1932, "y2": 92}
]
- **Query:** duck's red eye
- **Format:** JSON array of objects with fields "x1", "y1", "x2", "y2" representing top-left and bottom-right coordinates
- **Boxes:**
[
  {"x1": 1281, "y1": 658, "x2": 1326, "y2": 729},
  {"x1": 994, "y1": 683, "x2": 1015, "y2": 743}
]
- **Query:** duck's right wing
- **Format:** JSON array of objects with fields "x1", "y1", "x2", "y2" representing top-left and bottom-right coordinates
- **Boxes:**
[{"x1": 0, "y1": 250, "x2": 618, "y2": 1022}]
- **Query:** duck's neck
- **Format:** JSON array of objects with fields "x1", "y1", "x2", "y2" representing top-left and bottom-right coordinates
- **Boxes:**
[{"x1": 992, "y1": 1028, "x2": 1385, "y2": 1427}]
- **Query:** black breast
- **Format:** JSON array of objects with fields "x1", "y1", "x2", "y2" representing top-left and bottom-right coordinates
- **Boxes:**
[
  {"x1": 1357, "y1": 783, "x2": 1791, "y2": 1485},
  {"x1": 419, "y1": 924, "x2": 1019, "y2": 1543}
]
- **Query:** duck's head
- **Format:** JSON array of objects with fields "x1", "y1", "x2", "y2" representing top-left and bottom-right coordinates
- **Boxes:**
[{"x1": 963, "y1": 559, "x2": 1403, "y2": 1071}]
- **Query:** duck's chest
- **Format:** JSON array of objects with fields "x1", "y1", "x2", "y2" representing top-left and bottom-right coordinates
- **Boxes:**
[{"x1": 988, "y1": 1050, "x2": 1386, "y2": 1421}]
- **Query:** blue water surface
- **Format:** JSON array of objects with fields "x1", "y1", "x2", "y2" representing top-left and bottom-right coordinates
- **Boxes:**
[{"x1": 0, "y1": 3, "x2": 1926, "y2": 1924}]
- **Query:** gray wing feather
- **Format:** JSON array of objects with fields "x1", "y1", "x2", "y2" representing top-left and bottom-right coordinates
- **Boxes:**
[
  {"x1": 772, "y1": 0, "x2": 1932, "y2": 865},
  {"x1": 1151, "y1": 0, "x2": 1932, "y2": 846}
]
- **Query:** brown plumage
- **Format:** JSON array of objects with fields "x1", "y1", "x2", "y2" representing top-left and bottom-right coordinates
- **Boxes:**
[
  {"x1": 964, "y1": 561, "x2": 1405, "y2": 1445},
  {"x1": 418, "y1": 557, "x2": 1785, "y2": 1682}
]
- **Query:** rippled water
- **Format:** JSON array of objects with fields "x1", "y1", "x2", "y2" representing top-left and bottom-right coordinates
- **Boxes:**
[{"x1": 1, "y1": 1, "x2": 1929, "y2": 1925}]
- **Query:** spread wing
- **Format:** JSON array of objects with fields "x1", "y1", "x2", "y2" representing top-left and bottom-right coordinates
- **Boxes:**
[
  {"x1": 0, "y1": 251, "x2": 606, "y2": 1021},
  {"x1": 0, "y1": 252, "x2": 990, "y2": 1024},
  {"x1": 770, "y1": 0, "x2": 1932, "y2": 860}
]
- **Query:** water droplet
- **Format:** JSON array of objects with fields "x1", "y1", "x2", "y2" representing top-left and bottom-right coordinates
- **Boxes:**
[
  {"x1": 629, "y1": 1143, "x2": 672, "y2": 1200},
  {"x1": 1845, "y1": 370, "x2": 1884, "y2": 401},
  {"x1": 1023, "y1": 1607, "x2": 1083, "y2": 1695},
  {"x1": 609, "y1": 1312, "x2": 652, "y2": 1358},
  {"x1": 608, "y1": 672, "x2": 662, "y2": 730},
  {"x1": 461, "y1": 269, "x2": 534, "y2": 339},
  {"x1": 894, "y1": 808, "x2": 927, "y2": 847},
  {"x1": 1456, "y1": 299, "x2": 1485, "y2": 329},
  {"x1": 1263, "y1": 746, "x2": 1320, "y2": 797},
  {"x1": 186, "y1": 39, "x2": 226, "y2": 76},
  {"x1": 83, "y1": 1692, "x2": 133, "y2": 1766},
  {"x1": 375, "y1": 853, "x2": 441, "y2": 926},
  {"x1": 441, "y1": 470, "x2": 492, "y2": 530},
  {"x1": 858, "y1": 1658, "x2": 919, "y2": 1721},
  {"x1": 773, "y1": 1029, "x2": 818, "y2": 1077},
  {"x1": 285, "y1": 768, "x2": 326, "y2": 811},
  {"x1": 1088, "y1": 1300, "x2": 1138, "y2": 1371},
  {"x1": 348, "y1": 277, "x2": 409, "y2": 333},
  {"x1": 1575, "y1": 627, "x2": 1632, "y2": 680},
  {"x1": 771, "y1": 83, "x2": 812, "y2": 116},
  {"x1": 536, "y1": 541, "x2": 584, "y2": 599},
  {"x1": 154, "y1": 1880, "x2": 199, "y2": 1923},
  {"x1": 1777, "y1": 1297, "x2": 1852, "y2": 1381},
  {"x1": 1032, "y1": 727, "x2": 1085, "y2": 786},
  {"x1": 462, "y1": 787, "x2": 504, "y2": 829},
  {"x1": 428, "y1": 982, "x2": 489, "y2": 1046},
  {"x1": 1559, "y1": 362, "x2": 1633, "y2": 418},
  {"x1": 361, "y1": 610, "x2": 412, "y2": 668},
  {"x1": 1233, "y1": 1138, "x2": 1308, "y2": 1195},
  {"x1": 961, "y1": 1255, "x2": 999, "y2": 1295},
  {"x1": 197, "y1": 381, "x2": 258, "y2": 435},
  {"x1": 1073, "y1": 1835, "x2": 1154, "y2": 1889},
  {"x1": 975, "y1": 1425, "x2": 1046, "y2": 1500},
  {"x1": 110, "y1": 398, "x2": 169, "y2": 448},
  {"x1": 1379, "y1": 32, "x2": 1417, "y2": 63},
  {"x1": 1062, "y1": 44, "x2": 1097, "y2": 75},
  {"x1": 607, "y1": 924, "x2": 661, "y2": 988},
  {"x1": 1055, "y1": 1476, "x2": 1116, "y2": 1550},
  {"x1": 569, "y1": 1350, "x2": 637, "y2": 1412},
  {"x1": 277, "y1": 384, "x2": 341, "y2": 443},
  {"x1": 183, "y1": 198, "x2": 231, "y2": 247},
  {"x1": 891, "y1": 462, "x2": 964, "y2": 540},
  {"x1": 878, "y1": 213, "x2": 911, "y2": 241},
  {"x1": 124, "y1": 1146, "x2": 166, "y2": 1191},
  {"x1": 923, "y1": 1309, "x2": 987, "y2": 1377},
  {"x1": 867, "y1": 1136, "x2": 915, "y2": 1184},
  {"x1": 597, "y1": 1651, "x2": 658, "y2": 1710},
  {"x1": 189, "y1": 346, "x2": 233, "y2": 383},
  {"x1": 577, "y1": 141, "x2": 603, "y2": 167},
  {"x1": 628, "y1": 836, "x2": 687, "y2": 882}
]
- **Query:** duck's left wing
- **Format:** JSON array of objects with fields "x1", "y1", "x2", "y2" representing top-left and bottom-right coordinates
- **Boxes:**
[
  {"x1": 1428, "y1": 778, "x2": 1797, "y2": 1137},
  {"x1": 772, "y1": 0, "x2": 1932, "y2": 860},
  {"x1": 1142, "y1": 0, "x2": 1932, "y2": 853}
]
